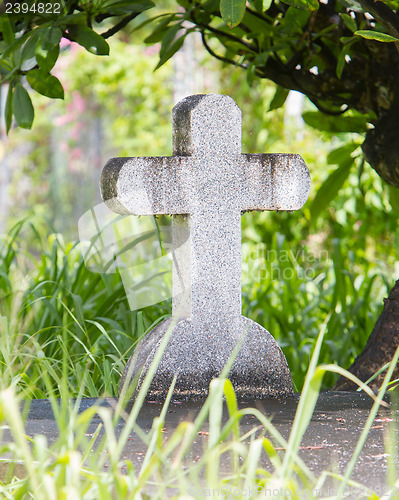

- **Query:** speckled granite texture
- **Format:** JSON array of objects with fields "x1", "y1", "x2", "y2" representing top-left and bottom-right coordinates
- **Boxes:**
[{"x1": 101, "y1": 94, "x2": 311, "y2": 401}]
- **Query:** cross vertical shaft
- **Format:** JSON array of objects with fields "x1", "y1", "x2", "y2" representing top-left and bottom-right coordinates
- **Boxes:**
[
  {"x1": 171, "y1": 94, "x2": 243, "y2": 327},
  {"x1": 191, "y1": 204, "x2": 242, "y2": 327}
]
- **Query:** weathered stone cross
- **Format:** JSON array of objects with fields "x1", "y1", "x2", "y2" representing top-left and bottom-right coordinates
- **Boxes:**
[{"x1": 101, "y1": 94, "x2": 310, "y2": 401}]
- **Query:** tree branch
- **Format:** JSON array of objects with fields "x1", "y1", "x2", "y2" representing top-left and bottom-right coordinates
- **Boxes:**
[
  {"x1": 194, "y1": 22, "x2": 258, "y2": 52},
  {"x1": 100, "y1": 13, "x2": 141, "y2": 39},
  {"x1": 200, "y1": 32, "x2": 248, "y2": 69},
  {"x1": 309, "y1": 99, "x2": 349, "y2": 115}
]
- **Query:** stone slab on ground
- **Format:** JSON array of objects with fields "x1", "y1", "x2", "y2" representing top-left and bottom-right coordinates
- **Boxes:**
[{"x1": 1, "y1": 392, "x2": 398, "y2": 495}]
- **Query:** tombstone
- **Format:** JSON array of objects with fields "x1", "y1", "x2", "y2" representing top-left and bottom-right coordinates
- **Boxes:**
[{"x1": 100, "y1": 94, "x2": 311, "y2": 401}]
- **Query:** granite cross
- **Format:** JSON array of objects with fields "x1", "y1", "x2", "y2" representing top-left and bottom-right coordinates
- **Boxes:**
[{"x1": 101, "y1": 94, "x2": 311, "y2": 401}]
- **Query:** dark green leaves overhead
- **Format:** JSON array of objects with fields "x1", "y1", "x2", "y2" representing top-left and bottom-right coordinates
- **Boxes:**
[
  {"x1": 269, "y1": 87, "x2": 290, "y2": 111},
  {"x1": 102, "y1": 0, "x2": 154, "y2": 15},
  {"x1": 0, "y1": 0, "x2": 154, "y2": 130},
  {"x1": 340, "y1": 13, "x2": 357, "y2": 33},
  {"x1": 280, "y1": 0, "x2": 319, "y2": 11},
  {"x1": 67, "y1": 25, "x2": 110, "y2": 56},
  {"x1": 303, "y1": 111, "x2": 369, "y2": 134},
  {"x1": 41, "y1": 27, "x2": 63, "y2": 51},
  {"x1": 220, "y1": 0, "x2": 246, "y2": 28},
  {"x1": 27, "y1": 69, "x2": 64, "y2": 99},
  {"x1": 35, "y1": 45, "x2": 60, "y2": 72},
  {"x1": 1, "y1": 16, "x2": 14, "y2": 46},
  {"x1": 355, "y1": 30, "x2": 399, "y2": 43},
  {"x1": 156, "y1": 35, "x2": 186, "y2": 69},
  {"x1": 13, "y1": 84, "x2": 34, "y2": 129}
]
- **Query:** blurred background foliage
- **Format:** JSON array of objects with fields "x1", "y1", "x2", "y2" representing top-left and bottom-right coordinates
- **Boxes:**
[{"x1": 0, "y1": 24, "x2": 398, "y2": 396}]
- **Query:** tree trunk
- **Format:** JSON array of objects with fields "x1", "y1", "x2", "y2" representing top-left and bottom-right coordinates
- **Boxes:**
[
  {"x1": 334, "y1": 280, "x2": 399, "y2": 391},
  {"x1": 362, "y1": 90, "x2": 399, "y2": 189}
]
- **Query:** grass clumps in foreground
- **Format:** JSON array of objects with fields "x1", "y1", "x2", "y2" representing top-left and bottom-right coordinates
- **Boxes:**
[
  {"x1": 0, "y1": 218, "x2": 394, "y2": 397},
  {"x1": 0, "y1": 323, "x2": 398, "y2": 499}
]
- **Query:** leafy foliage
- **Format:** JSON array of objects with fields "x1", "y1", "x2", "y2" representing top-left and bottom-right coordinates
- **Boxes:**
[
  {"x1": 0, "y1": 0, "x2": 154, "y2": 129},
  {"x1": 141, "y1": 0, "x2": 399, "y2": 188},
  {"x1": 220, "y1": 0, "x2": 247, "y2": 28},
  {"x1": 2, "y1": 0, "x2": 399, "y2": 187},
  {"x1": 155, "y1": 0, "x2": 398, "y2": 118},
  {"x1": 2, "y1": 37, "x2": 173, "y2": 239}
]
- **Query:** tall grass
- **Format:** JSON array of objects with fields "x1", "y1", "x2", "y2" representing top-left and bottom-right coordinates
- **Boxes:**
[
  {"x1": 0, "y1": 218, "x2": 170, "y2": 398},
  {"x1": 242, "y1": 231, "x2": 392, "y2": 390},
  {"x1": 0, "y1": 216, "x2": 393, "y2": 397},
  {"x1": 0, "y1": 320, "x2": 397, "y2": 499}
]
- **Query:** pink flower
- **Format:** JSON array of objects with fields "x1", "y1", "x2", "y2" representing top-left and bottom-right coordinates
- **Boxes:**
[{"x1": 60, "y1": 37, "x2": 73, "y2": 48}]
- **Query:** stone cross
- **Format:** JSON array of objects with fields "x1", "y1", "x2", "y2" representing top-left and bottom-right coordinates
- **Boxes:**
[{"x1": 101, "y1": 94, "x2": 311, "y2": 401}]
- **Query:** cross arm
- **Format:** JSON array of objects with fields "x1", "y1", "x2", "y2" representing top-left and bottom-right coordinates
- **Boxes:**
[
  {"x1": 100, "y1": 156, "x2": 193, "y2": 216},
  {"x1": 240, "y1": 154, "x2": 311, "y2": 211}
]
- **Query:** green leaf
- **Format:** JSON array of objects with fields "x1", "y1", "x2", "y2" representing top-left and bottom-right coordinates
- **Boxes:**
[
  {"x1": 144, "y1": 15, "x2": 176, "y2": 44},
  {"x1": 355, "y1": 30, "x2": 399, "y2": 43},
  {"x1": 21, "y1": 33, "x2": 41, "y2": 64},
  {"x1": 336, "y1": 48, "x2": 346, "y2": 79},
  {"x1": 155, "y1": 35, "x2": 185, "y2": 70},
  {"x1": 0, "y1": 31, "x2": 31, "y2": 63},
  {"x1": 246, "y1": 62, "x2": 256, "y2": 86},
  {"x1": 102, "y1": 0, "x2": 154, "y2": 15},
  {"x1": 158, "y1": 23, "x2": 181, "y2": 55},
  {"x1": 389, "y1": 186, "x2": 399, "y2": 213},
  {"x1": 282, "y1": 7, "x2": 311, "y2": 33},
  {"x1": 41, "y1": 27, "x2": 62, "y2": 51},
  {"x1": 27, "y1": 69, "x2": 64, "y2": 99},
  {"x1": 302, "y1": 111, "x2": 369, "y2": 133},
  {"x1": 327, "y1": 142, "x2": 360, "y2": 164},
  {"x1": 13, "y1": 84, "x2": 34, "y2": 129},
  {"x1": 341, "y1": 13, "x2": 357, "y2": 33},
  {"x1": 248, "y1": 0, "x2": 262, "y2": 11},
  {"x1": 220, "y1": 0, "x2": 247, "y2": 28},
  {"x1": 248, "y1": 0, "x2": 272, "y2": 10},
  {"x1": 254, "y1": 51, "x2": 270, "y2": 65},
  {"x1": 280, "y1": 0, "x2": 319, "y2": 11},
  {"x1": 336, "y1": 42, "x2": 356, "y2": 78},
  {"x1": 341, "y1": 0, "x2": 363, "y2": 11},
  {"x1": 310, "y1": 160, "x2": 353, "y2": 219},
  {"x1": 35, "y1": 45, "x2": 60, "y2": 72},
  {"x1": 67, "y1": 25, "x2": 110, "y2": 55},
  {"x1": 5, "y1": 84, "x2": 13, "y2": 133},
  {"x1": 53, "y1": 13, "x2": 86, "y2": 28},
  {"x1": 269, "y1": 86, "x2": 290, "y2": 111},
  {"x1": 1, "y1": 16, "x2": 15, "y2": 46}
]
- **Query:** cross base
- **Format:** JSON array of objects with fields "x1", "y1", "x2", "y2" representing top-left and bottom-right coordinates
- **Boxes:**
[{"x1": 119, "y1": 317, "x2": 294, "y2": 401}]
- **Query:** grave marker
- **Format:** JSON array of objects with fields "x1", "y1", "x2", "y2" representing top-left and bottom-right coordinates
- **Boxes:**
[{"x1": 101, "y1": 94, "x2": 311, "y2": 400}]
